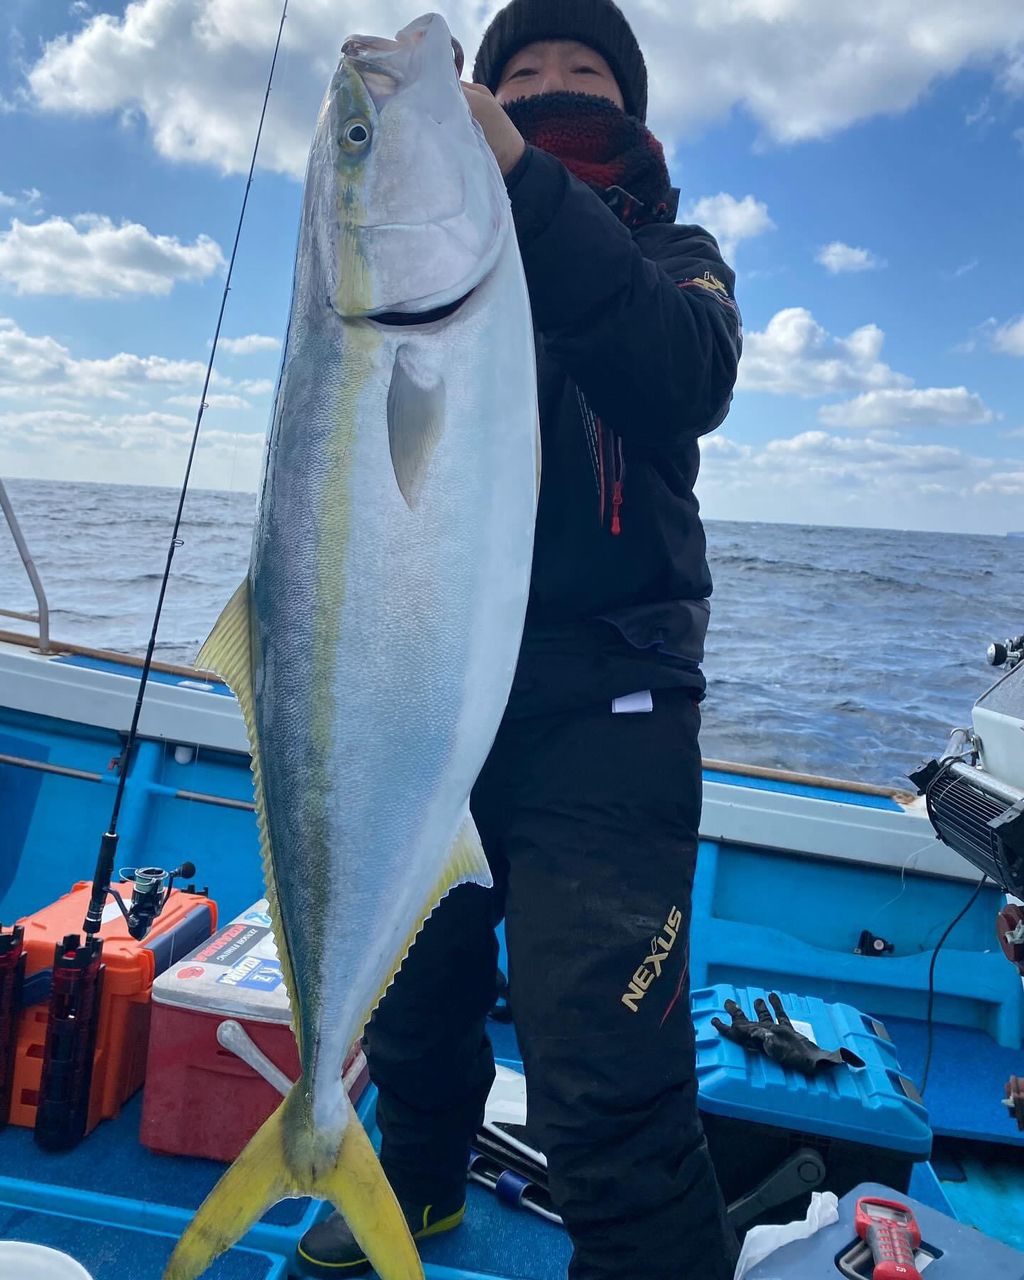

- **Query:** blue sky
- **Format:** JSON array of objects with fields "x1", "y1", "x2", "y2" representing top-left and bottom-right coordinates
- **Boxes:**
[{"x1": 1, "y1": 0, "x2": 1023, "y2": 532}]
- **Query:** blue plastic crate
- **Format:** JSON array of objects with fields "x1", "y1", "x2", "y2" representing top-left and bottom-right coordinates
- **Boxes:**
[
  {"x1": 693, "y1": 984, "x2": 932, "y2": 1157},
  {"x1": 693, "y1": 985, "x2": 933, "y2": 1230}
]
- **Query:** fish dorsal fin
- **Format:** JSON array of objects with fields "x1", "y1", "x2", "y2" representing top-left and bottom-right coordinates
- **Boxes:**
[
  {"x1": 361, "y1": 810, "x2": 491, "y2": 1033},
  {"x1": 386, "y1": 343, "x2": 445, "y2": 509},
  {"x1": 195, "y1": 579, "x2": 302, "y2": 1057}
]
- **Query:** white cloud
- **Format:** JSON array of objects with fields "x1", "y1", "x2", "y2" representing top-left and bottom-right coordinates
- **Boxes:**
[
  {"x1": 947, "y1": 258, "x2": 979, "y2": 279},
  {"x1": 742, "y1": 311, "x2": 996, "y2": 430},
  {"x1": 993, "y1": 316, "x2": 1024, "y2": 355},
  {"x1": 0, "y1": 318, "x2": 271, "y2": 487},
  {"x1": 696, "y1": 428, "x2": 1019, "y2": 530},
  {"x1": 22, "y1": 2, "x2": 1024, "y2": 177},
  {"x1": 219, "y1": 333, "x2": 280, "y2": 355},
  {"x1": 0, "y1": 214, "x2": 224, "y2": 297},
  {"x1": 237, "y1": 378, "x2": 274, "y2": 396},
  {"x1": 0, "y1": 316, "x2": 218, "y2": 401},
  {"x1": 1001, "y1": 50, "x2": 1024, "y2": 95},
  {"x1": 0, "y1": 409, "x2": 191, "y2": 433},
  {"x1": 0, "y1": 188, "x2": 44, "y2": 212},
  {"x1": 682, "y1": 193, "x2": 774, "y2": 260},
  {"x1": 819, "y1": 387, "x2": 995, "y2": 429},
  {"x1": 738, "y1": 307, "x2": 910, "y2": 397},
  {"x1": 0, "y1": 406, "x2": 265, "y2": 488},
  {"x1": 965, "y1": 96, "x2": 994, "y2": 127},
  {"x1": 700, "y1": 429, "x2": 980, "y2": 490},
  {"x1": 816, "y1": 241, "x2": 886, "y2": 274},
  {"x1": 974, "y1": 471, "x2": 1024, "y2": 496}
]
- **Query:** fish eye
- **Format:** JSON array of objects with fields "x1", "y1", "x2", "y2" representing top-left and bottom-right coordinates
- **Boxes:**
[{"x1": 342, "y1": 119, "x2": 371, "y2": 150}]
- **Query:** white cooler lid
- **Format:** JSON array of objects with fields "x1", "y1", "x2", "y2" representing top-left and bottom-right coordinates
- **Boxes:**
[{"x1": 152, "y1": 899, "x2": 292, "y2": 1023}]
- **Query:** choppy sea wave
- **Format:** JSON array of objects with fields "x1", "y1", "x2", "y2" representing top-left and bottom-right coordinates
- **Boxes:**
[{"x1": 1, "y1": 478, "x2": 1018, "y2": 788}]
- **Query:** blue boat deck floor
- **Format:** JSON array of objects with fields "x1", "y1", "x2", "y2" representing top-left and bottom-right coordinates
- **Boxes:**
[{"x1": 2, "y1": 1021, "x2": 1021, "y2": 1278}]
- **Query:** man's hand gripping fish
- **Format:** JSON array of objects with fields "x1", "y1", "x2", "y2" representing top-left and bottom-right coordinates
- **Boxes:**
[{"x1": 164, "y1": 13, "x2": 539, "y2": 1279}]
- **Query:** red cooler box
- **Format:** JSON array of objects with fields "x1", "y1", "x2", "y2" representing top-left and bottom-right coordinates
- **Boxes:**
[{"x1": 141, "y1": 900, "x2": 368, "y2": 1162}]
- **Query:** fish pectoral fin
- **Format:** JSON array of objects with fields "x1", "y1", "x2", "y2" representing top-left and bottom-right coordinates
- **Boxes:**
[
  {"x1": 163, "y1": 1093, "x2": 296, "y2": 1280},
  {"x1": 307, "y1": 1094, "x2": 423, "y2": 1280},
  {"x1": 387, "y1": 343, "x2": 445, "y2": 510}
]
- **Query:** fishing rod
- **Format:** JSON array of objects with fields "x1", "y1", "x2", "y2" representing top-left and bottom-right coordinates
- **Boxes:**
[{"x1": 32, "y1": 0, "x2": 289, "y2": 1153}]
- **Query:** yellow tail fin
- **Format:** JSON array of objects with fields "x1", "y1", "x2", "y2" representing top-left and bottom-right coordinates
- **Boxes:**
[{"x1": 163, "y1": 1090, "x2": 422, "y2": 1280}]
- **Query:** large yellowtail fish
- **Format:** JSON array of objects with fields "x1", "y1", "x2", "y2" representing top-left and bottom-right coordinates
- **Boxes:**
[{"x1": 165, "y1": 13, "x2": 538, "y2": 1279}]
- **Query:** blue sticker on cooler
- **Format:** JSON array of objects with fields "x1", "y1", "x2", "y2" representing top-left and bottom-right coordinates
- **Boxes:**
[{"x1": 216, "y1": 957, "x2": 284, "y2": 991}]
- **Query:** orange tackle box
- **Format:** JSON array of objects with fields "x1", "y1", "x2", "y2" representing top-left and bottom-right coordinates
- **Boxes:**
[{"x1": 9, "y1": 880, "x2": 216, "y2": 1135}]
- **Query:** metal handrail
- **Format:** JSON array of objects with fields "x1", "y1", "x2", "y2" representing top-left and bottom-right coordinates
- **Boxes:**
[{"x1": 0, "y1": 476, "x2": 50, "y2": 653}]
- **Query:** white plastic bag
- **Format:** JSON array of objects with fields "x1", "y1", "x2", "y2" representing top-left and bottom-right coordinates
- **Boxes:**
[{"x1": 733, "y1": 1191, "x2": 840, "y2": 1279}]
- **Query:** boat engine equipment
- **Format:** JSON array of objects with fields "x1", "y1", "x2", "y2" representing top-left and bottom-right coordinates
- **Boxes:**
[
  {"x1": 854, "y1": 1196, "x2": 922, "y2": 1280},
  {"x1": 987, "y1": 633, "x2": 1024, "y2": 670},
  {"x1": 909, "y1": 632, "x2": 1024, "y2": 1125},
  {"x1": 909, "y1": 632, "x2": 1024, "y2": 897}
]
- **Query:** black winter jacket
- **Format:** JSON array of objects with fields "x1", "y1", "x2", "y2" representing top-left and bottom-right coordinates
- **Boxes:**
[{"x1": 501, "y1": 145, "x2": 741, "y2": 717}]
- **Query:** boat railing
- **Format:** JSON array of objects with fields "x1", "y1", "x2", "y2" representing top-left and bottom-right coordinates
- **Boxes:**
[{"x1": 0, "y1": 477, "x2": 50, "y2": 654}]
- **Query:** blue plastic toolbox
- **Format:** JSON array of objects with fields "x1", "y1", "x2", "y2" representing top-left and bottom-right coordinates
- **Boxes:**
[
  {"x1": 743, "y1": 1180, "x2": 1024, "y2": 1278},
  {"x1": 693, "y1": 985, "x2": 933, "y2": 1229}
]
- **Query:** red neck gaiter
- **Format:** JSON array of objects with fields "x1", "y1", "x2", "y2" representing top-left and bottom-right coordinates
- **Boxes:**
[{"x1": 503, "y1": 91, "x2": 675, "y2": 224}]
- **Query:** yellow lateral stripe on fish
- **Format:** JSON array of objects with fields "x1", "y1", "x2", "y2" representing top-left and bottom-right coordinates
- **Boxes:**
[{"x1": 165, "y1": 12, "x2": 539, "y2": 1280}]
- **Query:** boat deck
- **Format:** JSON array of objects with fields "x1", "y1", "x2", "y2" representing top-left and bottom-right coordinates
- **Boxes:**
[
  {"x1": 2, "y1": 633, "x2": 1023, "y2": 1276},
  {"x1": 1, "y1": 1017, "x2": 1022, "y2": 1278}
]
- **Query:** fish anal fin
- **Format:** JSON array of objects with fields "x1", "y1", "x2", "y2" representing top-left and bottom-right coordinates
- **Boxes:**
[
  {"x1": 363, "y1": 812, "x2": 491, "y2": 1030},
  {"x1": 194, "y1": 579, "x2": 302, "y2": 1056},
  {"x1": 387, "y1": 343, "x2": 445, "y2": 510},
  {"x1": 441, "y1": 810, "x2": 491, "y2": 893}
]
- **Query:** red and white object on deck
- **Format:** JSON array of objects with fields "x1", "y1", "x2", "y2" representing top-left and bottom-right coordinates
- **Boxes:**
[{"x1": 140, "y1": 900, "x2": 368, "y2": 1162}]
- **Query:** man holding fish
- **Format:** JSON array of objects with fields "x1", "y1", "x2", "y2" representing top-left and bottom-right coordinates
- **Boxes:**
[
  {"x1": 165, "y1": 4, "x2": 740, "y2": 1280},
  {"x1": 295, "y1": 2, "x2": 742, "y2": 1279}
]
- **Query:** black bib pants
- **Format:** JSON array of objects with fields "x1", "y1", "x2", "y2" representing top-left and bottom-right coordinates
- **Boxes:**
[{"x1": 363, "y1": 688, "x2": 738, "y2": 1280}]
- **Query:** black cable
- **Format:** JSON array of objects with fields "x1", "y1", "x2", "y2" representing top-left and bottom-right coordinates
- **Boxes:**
[
  {"x1": 918, "y1": 871, "x2": 989, "y2": 1096},
  {"x1": 82, "y1": 0, "x2": 289, "y2": 935}
]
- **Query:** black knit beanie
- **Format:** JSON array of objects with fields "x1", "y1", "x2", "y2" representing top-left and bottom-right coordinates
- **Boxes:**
[{"x1": 472, "y1": 0, "x2": 648, "y2": 122}]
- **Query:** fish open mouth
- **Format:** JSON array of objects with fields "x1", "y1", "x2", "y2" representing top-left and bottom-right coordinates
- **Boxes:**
[{"x1": 368, "y1": 287, "x2": 475, "y2": 327}]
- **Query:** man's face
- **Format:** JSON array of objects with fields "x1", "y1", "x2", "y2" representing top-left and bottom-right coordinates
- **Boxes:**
[{"x1": 494, "y1": 39, "x2": 624, "y2": 110}]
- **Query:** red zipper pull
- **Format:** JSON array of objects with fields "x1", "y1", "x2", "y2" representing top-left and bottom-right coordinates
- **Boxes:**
[{"x1": 611, "y1": 480, "x2": 623, "y2": 535}]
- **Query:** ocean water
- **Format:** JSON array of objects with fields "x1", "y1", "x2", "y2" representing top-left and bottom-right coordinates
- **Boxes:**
[{"x1": 1, "y1": 477, "x2": 1019, "y2": 789}]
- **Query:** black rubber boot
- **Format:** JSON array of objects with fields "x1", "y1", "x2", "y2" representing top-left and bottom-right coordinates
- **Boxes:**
[{"x1": 294, "y1": 1194, "x2": 466, "y2": 1278}]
